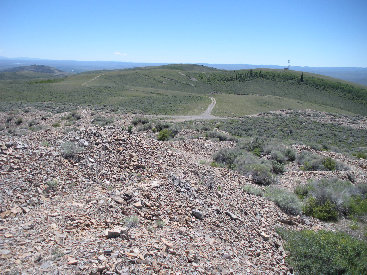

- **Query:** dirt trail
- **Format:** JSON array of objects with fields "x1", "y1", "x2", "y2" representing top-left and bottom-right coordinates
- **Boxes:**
[
  {"x1": 201, "y1": 97, "x2": 216, "y2": 118},
  {"x1": 150, "y1": 96, "x2": 225, "y2": 122},
  {"x1": 81, "y1": 74, "x2": 103, "y2": 87}
]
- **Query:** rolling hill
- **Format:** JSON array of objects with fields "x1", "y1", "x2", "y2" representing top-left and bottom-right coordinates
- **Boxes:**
[{"x1": 0, "y1": 64, "x2": 367, "y2": 116}]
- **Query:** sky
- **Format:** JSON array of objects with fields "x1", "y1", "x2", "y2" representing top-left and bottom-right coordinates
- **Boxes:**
[{"x1": 0, "y1": 0, "x2": 366, "y2": 67}]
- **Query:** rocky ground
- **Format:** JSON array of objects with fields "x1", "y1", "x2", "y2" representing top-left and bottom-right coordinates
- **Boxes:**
[{"x1": 0, "y1": 108, "x2": 366, "y2": 274}]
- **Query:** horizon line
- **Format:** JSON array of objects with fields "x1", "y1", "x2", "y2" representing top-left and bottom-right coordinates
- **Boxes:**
[{"x1": 0, "y1": 56, "x2": 366, "y2": 69}]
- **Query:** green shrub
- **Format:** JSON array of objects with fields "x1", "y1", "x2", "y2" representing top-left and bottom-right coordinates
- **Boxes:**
[
  {"x1": 265, "y1": 187, "x2": 302, "y2": 215},
  {"x1": 157, "y1": 129, "x2": 172, "y2": 141},
  {"x1": 6, "y1": 115, "x2": 14, "y2": 123},
  {"x1": 238, "y1": 138, "x2": 264, "y2": 156},
  {"x1": 277, "y1": 229, "x2": 367, "y2": 275},
  {"x1": 15, "y1": 118, "x2": 23, "y2": 125},
  {"x1": 128, "y1": 125, "x2": 133, "y2": 133},
  {"x1": 297, "y1": 152, "x2": 324, "y2": 171},
  {"x1": 348, "y1": 196, "x2": 367, "y2": 220},
  {"x1": 297, "y1": 152, "x2": 347, "y2": 171},
  {"x1": 124, "y1": 215, "x2": 139, "y2": 229},
  {"x1": 272, "y1": 161, "x2": 285, "y2": 174},
  {"x1": 28, "y1": 119, "x2": 39, "y2": 127},
  {"x1": 303, "y1": 197, "x2": 339, "y2": 221},
  {"x1": 270, "y1": 150, "x2": 286, "y2": 164},
  {"x1": 234, "y1": 153, "x2": 275, "y2": 185},
  {"x1": 357, "y1": 183, "x2": 367, "y2": 196},
  {"x1": 322, "y1": 157, "x2": 337, "y2": 171},
  {"x1": 243, "y1": 185, "x2": 264, "y2": 197},
  {"x1": 155, "y1": 122, "x2": 170, "y2": 132},
  {"x1": 61, "y1": 142, "x2": 80, "y2": 160},
  {"x1": 243, "y1": 185, "x2": 302, "y2": 215},
  {"x1": 248, "y1": 164, "x2": 276, "y2": 186},
  {"x1": 284, "y1": 148, "x2": 296, "y2": 161},
  {"x1": 131, "y1": 116, "x2": 149, "y2": 126},
  {"x1": 210, "y1": 161, "x2": 219, "y2": 167},
  {"x1": 155, "y1": 219, "x2": 165, "y2": 228},
  {"x1": 353, "y1": 151, "x2": 367, "y2": 159},
  {"x1": 52, "y1": 122, "x2": 61, "y2": 128},
  {"x1": 206, "y1": 131, "x2": 235, "y2": 141},
  {"x1": 299, "y1": 178, "x2": 362, "y2": 221},
  {"x1": 92, "y1": 116, "x2": 113, "y2": 126},
  {"x1": 137, "y1": 123, "x2": 152, "y2": 131},
  {"x1": 294, "y1": 184, "x2": 312, "y2": 199},
  {"x1": 234, "y1": 152, "x2": 265, "y2": 170},
  {"x1": 213, "y1": 148, "x2": 240, "y2": 167},
  {"x1": 44, "y1": 179, "x2": 59, "y2": 194},
  {"x1": 63, "y1": 111, "x2": 81, "y2": 121}
]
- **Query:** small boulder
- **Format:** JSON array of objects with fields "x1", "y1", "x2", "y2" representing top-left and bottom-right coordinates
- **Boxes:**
[{"x1": 191, "y1": 210, "x2": 204, "y2": 220}]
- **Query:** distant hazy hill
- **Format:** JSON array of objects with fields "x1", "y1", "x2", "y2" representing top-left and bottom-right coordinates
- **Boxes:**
[
  {"x1": 0, "y1": 65, "x2": 67, "y2": 80},
  {"x1": 0, "y1": 57, "x2": 366, "y2": 86},
  {"x1": 3, "y1": 65, "x2": 64, "y2": 74}
]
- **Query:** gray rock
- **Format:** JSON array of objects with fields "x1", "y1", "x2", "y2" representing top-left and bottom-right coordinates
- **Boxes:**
[
  {"x1": 104, "y1": 248, "x2": 113, "y2": 255},
  {"x1": 98, "y1": 255, "x2": 107, "y2": 262},
  {"x1": 225, "y1": 211, "x2": 240, "y2": 221},
  {"x1": 0, "y1": 249, "x2": 11, "y2": 255},
  {"x1": 192, "y1": 210, "x2": 204, "y2": 220}
]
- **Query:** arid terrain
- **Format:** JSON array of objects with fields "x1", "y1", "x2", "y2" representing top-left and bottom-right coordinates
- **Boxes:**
[{"x1": 1, "y1": 107, "x2": 366, "y2": 274}]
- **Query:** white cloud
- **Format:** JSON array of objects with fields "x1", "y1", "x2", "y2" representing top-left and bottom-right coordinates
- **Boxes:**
[{"x1": 113, "y1": 51, "x2": 127, "y2": 56}]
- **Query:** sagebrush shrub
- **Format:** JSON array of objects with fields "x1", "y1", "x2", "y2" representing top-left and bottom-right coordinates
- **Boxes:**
[
  {"x1": 294, "y1": 184, "x2": 312, "y2": 199},
  {"x1": 270, "y1": 150, "x2": 287, "y2": 164},
  {"x1": 242, "y1": 185, "x2": 264, "y2": 197},
  {"x1": 155, "y1": 122, "x2": 170, "y2": 132},
  {"x1": 213, "y1": 148, "x2": 240, "y2": 167},
  {"x1": 265, "y1": 187, "x2": 302, "y2": 215},
  {"x1": 297, "y1": 152, "x2": 347, "y2": 171},
  {"x1": 92, "y1": 116, "x2": 113, "y2": 126},
  {"x1": 299, "y1": 178, "x2": 367, "y2": 221},
  {"x1": 243, "y1": 185, "x2": 302, "y2": 215},
  {"x1": 272, "y1": 160, "x2": 285, "y2": 174},
  {"x1": 238, "y1": 137, "x2": 265, "y2": 156},
  {"x1": 61, "y1": 141, "x2": 80, "y2": 160},
  {"x1": 131, "y1": 116, "x2": 149, "y2": 126},
  {"x1": 206, "y1": 131, "x2": 235, "y2": 141},
  {"x1": 284, "y1": 148, "x2": 296, "y2": 161},
  {"x1": 278, "y1": 229, "x2": 367, "y2": 275},
  {"x1": 297, "y1": 152, "x2": 324, "y2": 171},
  {"x1": 248, "y1": 164, "x2": 276, "y2": 186}
]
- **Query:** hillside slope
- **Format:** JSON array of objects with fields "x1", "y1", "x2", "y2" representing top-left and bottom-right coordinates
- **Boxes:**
[
  {"x1": 0, "y1": 64, "x2": 367, "y2": 116},
  {"x1": 1, "y1": 108, "x2": 366, "y2": 274}
]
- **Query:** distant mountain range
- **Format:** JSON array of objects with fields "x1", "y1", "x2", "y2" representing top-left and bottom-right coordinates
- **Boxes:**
[{"x1": 0, "y1": 57, "x2": 366, "y2": 86}]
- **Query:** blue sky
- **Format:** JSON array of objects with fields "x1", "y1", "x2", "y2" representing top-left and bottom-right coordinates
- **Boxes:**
[{"x1": 0, "y1": 0, "x2": 366, "y2": 67}]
